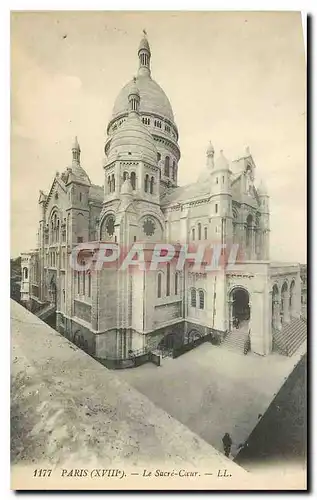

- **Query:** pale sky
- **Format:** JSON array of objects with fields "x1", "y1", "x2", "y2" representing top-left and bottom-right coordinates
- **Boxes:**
[{"x1": 11, "y1": 11, "x2": 306, "y2": 262}]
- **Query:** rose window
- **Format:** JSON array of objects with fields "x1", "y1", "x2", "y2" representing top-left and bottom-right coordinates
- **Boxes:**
[
  {"x1": 105, "y1": 216, "x2": 115, "y2": 237},
  {"x1": 143, "y1": 217, "x2": 156, "y2": 237}
]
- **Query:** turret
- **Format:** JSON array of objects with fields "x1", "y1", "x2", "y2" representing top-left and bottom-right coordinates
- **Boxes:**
[
  {"x1": 65, "y1": 137, "x2": 91, "y2": 245},
  {"x1": 208, "y1": 148, "x2": 233, "y2": 246},
  {"x1": 258, "y1": 179, "x2": 270, "y2": 259}
]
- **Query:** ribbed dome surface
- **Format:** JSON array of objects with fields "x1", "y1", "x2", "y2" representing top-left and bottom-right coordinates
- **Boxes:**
[
  {"x1": 108, "y1": 112, "x2": 157, "y2": 164},
  {"x1": 112, "y1": 75, "x2": 174, "y2": 122},
  {"x1": 138, "y1": 36, "x2": 151, "y2": 53}
]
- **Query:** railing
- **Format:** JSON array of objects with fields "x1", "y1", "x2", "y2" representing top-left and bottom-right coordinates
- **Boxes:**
[
  {"x1": 172, "y1": 331, "x2": 220, "y2": 359},
  {"x1": 92, "y1": 346, "x2": 160, "y2": 370}
]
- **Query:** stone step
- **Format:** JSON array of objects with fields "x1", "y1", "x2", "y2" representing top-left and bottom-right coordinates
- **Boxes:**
[
  {"x1": 273, "y1": 318, "x2": 307, "y2": 356},
  {"x1": 220, "y1": 331, "x2": 249, "y2": 353}
]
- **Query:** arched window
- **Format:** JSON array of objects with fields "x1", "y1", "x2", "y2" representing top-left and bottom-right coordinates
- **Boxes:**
[
  {"x1": 175, "y1": 272, "x2": 178, "y2": 295},
  {"x1": 130, "y1": 172, "x2": 136, "y2": 190},
  {"x1": 215, "y1": 203, "x2": 218, "y2": 214},
  {"x1": 166, "y1": 263, "x2": 170, "y2": 296},
  {"x1": 157, "y1": 273, "x2": 162, "y2": 298},
  {"x1": 157, "y1": 152, "x2": 161, "y2": 162},
  {"x1": 56, "y1": 219, "x2": 60, "y2": 242},
  {"x1": 123, "y1": 171, "x2": 129, "y2": 181},
  {"x1": 192, "y1": 228, "x2": 195, "y2": 241},
  {"x1": 23, "y1": 267, "x2": 28, "y2": 280},
  {"x1": 198, "y1": 223, "x2": 202, "y2": 240},
  {"x1": 63, "y1": 289, "x2": 65, "y2": 302},
  {"x1": 111, "y1": 174, "x2": 115, "y2": 192},
  {"x1": 204, "y1": 227, "x2": 208, "y2": 240},
  {"x1": 216, "y1": 177, "x2": 219, "y2": 184},
  {"x1": 199, "y1": 290, "x2": 205, "y2": 309},
  {"x1": 144, "y1": 174, "x2": 149, "y2": 193},
  {"x1": 191, "y1": 288, "x2": 196, "y2": 307},
  {"x1": 150, "y1": 176, "x2": 154, "y2": 194},
  {"x1": 164, "y1": 156, "x2": 170, "y2": 177}
]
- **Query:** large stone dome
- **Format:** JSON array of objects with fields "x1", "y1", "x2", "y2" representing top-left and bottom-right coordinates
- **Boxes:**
[
  {"x1": 112, "y1": 74, "x2": 175, "y2": 123},
  {"x1": 108, "y1": 111, "x2": 157, "y2": 165}
]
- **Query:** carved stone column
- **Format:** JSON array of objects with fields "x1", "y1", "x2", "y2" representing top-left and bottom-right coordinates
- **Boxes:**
[
  {"x1": 273, "y1": 299, "x2": 282, "y2": 331},
  {"x1": 282, "y1": 292, "x2": 290, "y2": 323},
  {"x1": 250, "y1": 225, "x2": 256, "y2": 260}
]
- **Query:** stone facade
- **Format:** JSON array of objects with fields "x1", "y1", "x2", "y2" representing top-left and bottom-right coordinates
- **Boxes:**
[{"x1": 20, "y1": 33, "x2": 302, "y2": 358}]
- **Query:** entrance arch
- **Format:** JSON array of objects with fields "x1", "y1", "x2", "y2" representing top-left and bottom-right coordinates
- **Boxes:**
[
  {"x1": 289, "y1": 280, "x2": 295, "y2": 318},
  {"x1": 271, "y1": 284, "x2": 280, "y2": 330},
  {"x1": 229, "y1": 287, "x2": 250, "y2": 332},
  {"x1": 281, "y1": 281, "x2": 290, "y2": 324}
]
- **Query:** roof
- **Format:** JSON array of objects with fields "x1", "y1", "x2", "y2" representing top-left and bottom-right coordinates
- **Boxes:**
[
  {"x1": 161, "y1": 182, "x2": 211, "y2": 205},
  {"x1": 89, "y1": 184, "x2": 103, "y2": 203},
  {"x1": 112, "y1": 74, "x2": 175, "y2": 122},
  {"x1": 11, "y1": 300, "x2": 243, "y2": 486}
]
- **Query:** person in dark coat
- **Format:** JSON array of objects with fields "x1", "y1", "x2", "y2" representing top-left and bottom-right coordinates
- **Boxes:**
[{"x1": 222, "y1": 433, "x2": 232, "y2": 457}]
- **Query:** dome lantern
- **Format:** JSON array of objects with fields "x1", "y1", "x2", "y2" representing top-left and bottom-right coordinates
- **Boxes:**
[
  {"x1": 128, "y1": 77, "x2": 140, "y2": 114},
  {"x1": 138, "y1": 29, "x2": 151, "y2": 77}
]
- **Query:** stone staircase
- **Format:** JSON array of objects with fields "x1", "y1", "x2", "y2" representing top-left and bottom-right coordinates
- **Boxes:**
[
  {"x1": 273, "y1": 317, "x2": 307, "y2": 356},
  {"x1": 36, "y1": 302, "x2": 56, "y2": 321},
  {"x1": 220, "y1": 329, "x2": 250, "y2": 354}
]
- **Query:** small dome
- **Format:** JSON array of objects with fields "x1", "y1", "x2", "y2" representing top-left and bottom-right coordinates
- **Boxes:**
[
  {"x1": 108, "y1": 113, "x2": 157, "y2": 165},
  {"x1": 214, "y1": 150, "x2": 229, "y2": 170},
  {"x1": 138, "y1": 35, "x2": 151, "y2": 54},
  {"x1": 120, "y1": 178, "x2": 133, "y2": 196},
  {"x1": 206, "y1": 141, "x2": 214, "y2": 156}
]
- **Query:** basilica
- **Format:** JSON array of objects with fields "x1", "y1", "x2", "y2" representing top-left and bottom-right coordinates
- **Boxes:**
[{"x1": 20, "y1": 33, "x2": 305, "y2": 360}]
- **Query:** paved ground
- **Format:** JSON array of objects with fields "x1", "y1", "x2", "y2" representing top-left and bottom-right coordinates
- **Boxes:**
[
  {"x1": 235, "y1": 354, "x2": 307, "y2": 469},
  {"x1": 116, "y1": 341, "x2": 307, "y2": 457}
]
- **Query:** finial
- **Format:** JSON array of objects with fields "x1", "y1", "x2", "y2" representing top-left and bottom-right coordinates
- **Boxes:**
[
  {"x1": 138, "y1": 30, "x2": 151, "y2": 75},
  {"x1": 72, "y1": 136, "x2": 80, "y2": 151},
  {"x1": 72, "y1": 136, "x2": 81, "y2": 163},
  {"x1": 206, "y1": 141, "x2": 214, "y2": 157}
]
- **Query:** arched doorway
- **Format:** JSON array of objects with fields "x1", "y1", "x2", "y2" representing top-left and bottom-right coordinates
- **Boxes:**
[
  {"x1": 49, "y1": 276, "x2": 57, "y2": 305},
  {"x1": 229, "y1": 287, "x2": 250, "y2": 332},
  {"x1": 289, "y1": 280, "x2": 295, "y2": 318},
  {"x1": 281, "y1": 281, "x2": 289, "y2": 324},
  {"x1": 187, "y1": 329, "x2": 202, "y2": 344},
  {"x1": 271, "y1": 284, "x2": 280, "y2": 330}
]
